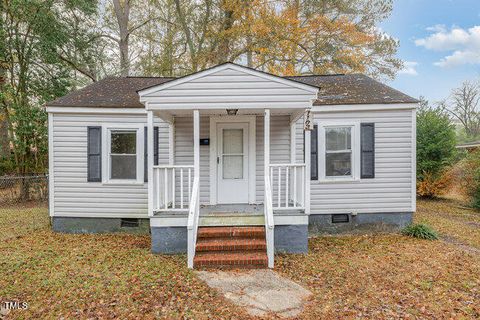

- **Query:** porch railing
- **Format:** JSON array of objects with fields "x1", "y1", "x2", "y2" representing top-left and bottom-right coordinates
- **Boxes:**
[
  {"x1": 264, "y1": 174, "x2": 275, "y2": 268},
  {"x1": 187, "y1": 175, "x2": 200, "y2": 268},
  {"x1": 269, "y1": 163, "x2": 306, "y2": 210},
  {"x1": 152, "y1": 165, "x2": 194, "y2": 212}
]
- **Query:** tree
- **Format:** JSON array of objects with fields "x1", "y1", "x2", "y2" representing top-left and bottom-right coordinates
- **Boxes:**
[
  {"x1": 128, "y1": 0, "x2": 402, "y2": 78},
  {"x1": 416, "y1": 97, "x2": 457, "y2": 197},
  {"x1": 442, "y1": 81, "x2": 480, "y2": 141},
  {"x1": 0, "y1": 0, "x2": 96, "y2": 197}
]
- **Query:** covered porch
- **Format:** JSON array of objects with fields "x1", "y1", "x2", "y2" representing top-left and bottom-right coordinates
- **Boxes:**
[
  {"x1": 147, "y1": 109, "x2": 310, "y2": 215},
  {"x1": 139, "y1": 63, "x2": 319, "y2": 268}
]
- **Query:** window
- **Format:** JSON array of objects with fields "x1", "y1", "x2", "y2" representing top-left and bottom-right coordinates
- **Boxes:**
[
  {"x1": 222, "y1": 128, "x2": 244, "y2": 179},
  {"x1": 110, "y1": 130, "x2": 137, "y2": 180},
  {"x1": 325, "y1": 126, "x2": 352, "y2": 177}
]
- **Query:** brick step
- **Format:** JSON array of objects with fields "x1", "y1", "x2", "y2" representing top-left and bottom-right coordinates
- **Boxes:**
[
  {"x1": 196, "y1": 238, "x2": 266, "y2": 252},
  {"x1": 197, "y1": 226, "x2": 265, "y2": 239},
  {"x1": 194, "y1": 252, "x2": 268, "y2": 268}
]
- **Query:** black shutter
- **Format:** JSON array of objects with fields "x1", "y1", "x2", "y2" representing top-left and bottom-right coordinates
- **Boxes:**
[
  {"x1": 144, "y1": 126, "x2": 159, "y2": 182},
  {"x1": 310, "y1": 125, "x2": 318, "y2": 180},
  {"x1": 87, "y1": 126, "x2": 102, "y2": 182},
  {"x1": 361, "y1": 123, "x2": 375, "y2": 179}
]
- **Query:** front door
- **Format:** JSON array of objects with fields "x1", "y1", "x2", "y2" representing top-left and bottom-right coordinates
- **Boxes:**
[{"x1": 216, "y1": 123, "x2": 249, "y2": 203}]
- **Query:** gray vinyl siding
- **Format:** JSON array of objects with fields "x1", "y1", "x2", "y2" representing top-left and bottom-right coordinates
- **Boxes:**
[
  {"x1": 304, "y1": 109, "x2": 414, "y2": 214},
  {"x1": 51, "y1": 113, "x2": 167, "y2": 217},
  {"x1": 172, "y1": 115, "x2": 291, "y2": 204}
]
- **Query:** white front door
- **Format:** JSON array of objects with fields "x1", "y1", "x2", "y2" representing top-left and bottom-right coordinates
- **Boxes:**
[{"x1": 216, "y1": 122, "x2": 249, "y2": 203}]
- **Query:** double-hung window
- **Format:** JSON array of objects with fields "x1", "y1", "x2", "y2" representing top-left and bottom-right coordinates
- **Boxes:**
[
  {"x1": 318, "y1": 122, "x2": 360, "y2": 181},
  {"x1": 325, "y1": 127, "x2": 353, "y2": 178},
  {"x1": 110, "y1": 130, "x2": 137, "y2": 180}
]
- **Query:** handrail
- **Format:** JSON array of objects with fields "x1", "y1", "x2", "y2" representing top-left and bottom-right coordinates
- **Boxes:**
[
  {"x1": 186, "y1": 176, "x2": 200, "y2": 268},
  {"x1": 264, "y1": 174, "x2": 275, "y2": 268},
  {"x1": 269, "y1": 163, "x2": 306, "y2": 167},
  {"x1": 153, "y1": 165, "x2": 194, "y2": 169},
  {"x1": 269, "y1": 163, "x2": 306, "y2": 210}
]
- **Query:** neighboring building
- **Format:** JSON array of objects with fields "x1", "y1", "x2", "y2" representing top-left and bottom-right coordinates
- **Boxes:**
[
  {"x1": 456, "y1": 141, "x2": 480, "y2": 152},
  {"x1": 46, "y1": 63, "x2": 418, "y2": 268}
]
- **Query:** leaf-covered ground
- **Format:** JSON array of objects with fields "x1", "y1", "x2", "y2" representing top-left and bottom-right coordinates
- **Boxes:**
[
  {"x1": 1, "y1": 199, "x2": 479, "y2": 319},
  {"x1": 0, "y1": 205, "x2": 251, "y2": 319}
]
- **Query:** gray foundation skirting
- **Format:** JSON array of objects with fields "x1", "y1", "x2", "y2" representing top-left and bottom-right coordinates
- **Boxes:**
[
  {"x1": 151, "y1": 227, "x2": 187, "y2": 254},
  {"x1": 52, "y1": 217, "x2": 150, "y2": 234},
  {"x1": 274, "y1": 224, "x2": 308, "y2": 253},
  {"x1": 309, "y1": 212, "x2": 413, "y2": 234}
]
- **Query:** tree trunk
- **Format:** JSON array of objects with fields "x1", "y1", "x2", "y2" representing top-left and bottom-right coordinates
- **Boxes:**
[
  {"x1": 113, "y1": 0, "x2": 131, "y2": 77},
  {"x1": 0, "y1": 117, "x2": 8, "y2": 159}
]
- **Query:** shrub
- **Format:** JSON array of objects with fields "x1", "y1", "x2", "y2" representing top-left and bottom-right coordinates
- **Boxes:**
[
  {"x1": 416, "y1": 171, "x2": 450, "y2": 198},
  {"x1": 458, "y1": 150, "x2": 480, "y2": 209},
  {"x1": 416, "y1": 98, "x2": 457, "y2": 197},
  {"x1": 402, "y1": 223, "x2": 438, "y2": 240}
]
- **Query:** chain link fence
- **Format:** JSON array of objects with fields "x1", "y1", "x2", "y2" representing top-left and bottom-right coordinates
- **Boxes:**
[{"x1": 0, "y1": 174, "x2": 49, "y2": 204}]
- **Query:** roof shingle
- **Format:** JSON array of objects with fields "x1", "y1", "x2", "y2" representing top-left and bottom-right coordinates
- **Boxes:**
[{"x1": 46, "y1": 73, "x2": 417, "y2": 108}]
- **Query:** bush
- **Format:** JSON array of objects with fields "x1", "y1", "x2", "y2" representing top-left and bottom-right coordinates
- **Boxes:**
[
  {"x1": 402, "y1": 223, "x2": 438, "y2": 240},
  {"x1": 458, "y1": 150, "x2": 480, "y2": 209},
  {"x1": 416, "y1": 171, "x2": 450, "y2": 198},
  {"x1": 416, "y1": 98, "x2": 457, "y2": 197}
]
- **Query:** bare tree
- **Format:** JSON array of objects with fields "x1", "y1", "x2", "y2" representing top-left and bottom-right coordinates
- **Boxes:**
[{"x1": 444, "y1": 81, "x2": 480, "y2": 138}]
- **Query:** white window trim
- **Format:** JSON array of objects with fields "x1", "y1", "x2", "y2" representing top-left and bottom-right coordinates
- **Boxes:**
[
  {"x1": 101, "y1": 124, "x2": 145, "y2": 185},
  {"x1": 317, "y1": 121, "x2": 361, "y2": 182}
]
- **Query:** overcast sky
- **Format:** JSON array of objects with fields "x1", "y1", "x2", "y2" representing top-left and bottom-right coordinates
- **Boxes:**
[{"x1": 382, "y1": 0, "x2": 480, "y2": 103}]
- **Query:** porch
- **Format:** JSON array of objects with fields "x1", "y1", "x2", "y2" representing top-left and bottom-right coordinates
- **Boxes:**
[
  {"x1": 146, "y1": 110, "x2": 312, "y2": 268},
  {"x1": 139, "y1": 63, "x2": 319, "y2": 268}
]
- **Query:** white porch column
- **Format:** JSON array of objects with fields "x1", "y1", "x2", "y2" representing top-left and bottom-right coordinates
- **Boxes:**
[
  {"x1": 168, "y1": 122, "x2": 175, "y2": 165},
  {"x1": 147, "y1": 110, "x2": 154, "y2": 217},
  {"x1": 304, "y1": 113, "x2": 311, "y2": 215},
  {"x1": 264, "y1": 109, "x2": 270, "y2": 177},
  {"x1": 193, "y1": 110, "x2": 200, "y2": 179},
  {"x1": 290, "y1": 120, "x2": 296, "y2": 163}
]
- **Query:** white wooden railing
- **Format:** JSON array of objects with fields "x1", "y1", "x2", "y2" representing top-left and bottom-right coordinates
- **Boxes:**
[
  {"x1": 269, "y1": 163, "x2": 306, "y2": 210},
  {"x1": 264, "y1": 174, "x2": 275, "y2": 268},
  {"x1": 152, "y1": 165, "x2": 194, "y2": 212},
  {"x1": 187, "y1": 176, "x2": 200, "y2": 268}
]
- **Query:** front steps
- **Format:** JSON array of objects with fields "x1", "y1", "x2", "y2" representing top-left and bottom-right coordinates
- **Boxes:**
[{"x1": 194, "y1": 226, "x2": 268, "y2": 268}]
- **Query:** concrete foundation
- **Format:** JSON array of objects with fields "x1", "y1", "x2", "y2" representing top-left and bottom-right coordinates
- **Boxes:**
[
  {"x1": 274, "y1": 224, "x2": 308, "y2": 253},
  {"x1": 151, "y1": 226, "x2": 188, "y2": 254},
  {"x1": 52, "y1": 217, "x2": 150, "y2": 234},
  {"x1": 309, "y1": 212, "x2": 413, "y2": 234}
]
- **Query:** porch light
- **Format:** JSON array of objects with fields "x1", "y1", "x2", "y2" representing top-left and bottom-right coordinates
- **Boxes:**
[{"x1": 226, "y1": 108, "x2": 238, "y2": 115}]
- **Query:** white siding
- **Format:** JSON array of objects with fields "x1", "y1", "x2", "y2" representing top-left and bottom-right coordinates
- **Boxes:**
[
  {"x1": 52, "y1": 113, "x2": 167, "y2": 218},
  {"x1": 304, "y1": 109, "x2": 414, "y2": 214},
  {"x1": 51, "y1": 107, "x2": 414, "y2": 218},
  {"x1": 142, "y1": 66, "x2": 317, "y2": 109},
  {"x1": 172, "y1": 115, "x2": 291, "y2": 204}
]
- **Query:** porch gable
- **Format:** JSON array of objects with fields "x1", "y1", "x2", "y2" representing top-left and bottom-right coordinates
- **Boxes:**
[{"x1": 138, "y1": 63, "x2": 319, "y2": 111}]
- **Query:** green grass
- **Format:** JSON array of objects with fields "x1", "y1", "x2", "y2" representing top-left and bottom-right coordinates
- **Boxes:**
[{"x1": 402, "y1": 223, "x2": 438, "y2": 240}]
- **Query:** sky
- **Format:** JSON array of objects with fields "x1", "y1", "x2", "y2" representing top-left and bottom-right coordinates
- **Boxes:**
[{"x1": 381, "y1": 0, "x2": 480, "y2": 103}]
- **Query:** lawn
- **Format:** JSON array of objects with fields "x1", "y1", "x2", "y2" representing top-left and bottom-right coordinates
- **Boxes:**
[{"x1": 1, "y1": 199, "x2": 479, "y2": 319}]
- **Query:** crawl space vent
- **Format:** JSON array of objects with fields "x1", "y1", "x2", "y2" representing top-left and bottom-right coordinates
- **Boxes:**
[
  {"x1": 332, "y1": 214, "x2": 349, "y2": 224},
  {"x1": 121, "y1": 218, "x2": 140, "y2": 228}
]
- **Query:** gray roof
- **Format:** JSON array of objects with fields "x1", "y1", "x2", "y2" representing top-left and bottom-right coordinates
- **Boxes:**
[
  {"x1": 286, "y1": 74, "x2": 418, "y2": 105},
  {"x1": 46, "y1": 73, "x2": 418, "y2": 108}
]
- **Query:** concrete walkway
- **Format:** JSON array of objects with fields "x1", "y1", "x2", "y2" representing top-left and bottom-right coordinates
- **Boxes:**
[{"x1": 196, "y1": 269, "x2": 311, "y2": 318}]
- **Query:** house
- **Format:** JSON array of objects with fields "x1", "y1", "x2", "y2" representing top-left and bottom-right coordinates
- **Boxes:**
[{"x1": 46, "y1": 63, "x2": 418, "y2": 268}]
